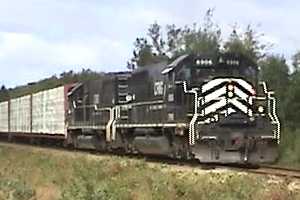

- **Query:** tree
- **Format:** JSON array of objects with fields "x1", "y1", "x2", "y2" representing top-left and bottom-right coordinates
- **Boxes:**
[
  {"x1": 283, "y1": 71, "x2": 300, "y2": 128},
  {"x1": 128, "y1": 8, "x2": 270, "y2": 69},
  {"x1": 259, "y1": 55, "x2": 290, "y2": 121},
  {"x1": 166, "y1": 24, "x2": 182, "y2": 57},
  {"x1": 177, "y1": 9, "x2": 221, "y2": 57},
  {"x1": 292, "y1": 51, "x2": 300, "y2": 71},
  {"x1": 127, "y1": 35, "x2": 169, "y2": 69},
  {"x1": 280, "y1": 50, "x2": 300, "y2": 127},
  {"x1": 259, "y1": 55, "x2": 289, "y2": 95},
  {"x1": 224, "y1": 24, "x2": 269, "y2": 64},
  {"x1": 128, "y1": 9, "x2": 221, "y2": 69},
  {"x1": 147, "y1": 22, "x2": 165, "y2": 55},
  {"x1": 0, "y1": 85, "x2": 9, "y2": 102}
]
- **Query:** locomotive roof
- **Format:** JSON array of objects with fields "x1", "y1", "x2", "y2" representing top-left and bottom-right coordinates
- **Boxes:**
[
  {"x1": 133, "y1": 61, "x2": 168, "y2": 74},
  {"x1": 67, "y1": 71, "x2": 132, "y2": 97}
]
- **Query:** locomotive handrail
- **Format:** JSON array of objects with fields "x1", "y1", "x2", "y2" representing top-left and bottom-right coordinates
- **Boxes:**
[
  {"x1": 111, "y1": 106, "x2": 120, "y2": 141},
  {"x1": 74, "y1": 104, "x2": 112, "y2": 112},
  {"x1": 121, "y1": 100, "x2": 164, "y2": 107},
  {"x1": 269, "y1": 93, "x2": 281, "y2": 143},
  {"x1": 182, "y1": 81, "x2": 200, "y2": 145},
  {"x1": 105, "y1": 107, "x2": 114, "y2": 142},
  {"x1": 259, "y1": 82, "x2": 280, "y2": 143},
  {"x1": 94, "y1": 105, "x2": 113, "y2": 112}
]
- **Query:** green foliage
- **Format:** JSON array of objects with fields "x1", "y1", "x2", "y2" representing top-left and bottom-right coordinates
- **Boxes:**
[
  {"x1": 148, "y1": 22, "x2": 166, "y2": 55},
  {"x1": 60, "y1": 158, "x2": 267, "y2": 200},
  {"x1": 259, "y1": 55, "x2": 290, "y2": 121},
  {"x1": 285, "y1": 52, "x2": 300, "y2": 127},
  {"x1": 183, "y1": 9, "x2": 221, "y2": 56},
  {"x1": 278, "y1": 128, "x2": 300, "y2": 167},
  {"x1": 128, "y1": 37, "x2": 167, "y2": 69},
  {"x1": 0, "y1": 178, "x2": 35, "y2": 200},
  {"x1": 283, "y1": 71, "x2": 300, "y2": 128},
  {"x1": 0, "y1": 85, "x2": 9, "y2": 102},
  {"x1": 0, "y1": 69, "x2": 104, "y2": 101},
  {"x1": 128, "y1": 9, "x2": 222, "y2": 69},
  {"x1": 258, "y1": 53, "x2": 300, "y2": 129},
  {"x1": 128, "y1": 9, "x2": 269, "y2": 68},
  {"x1": 259, "y1": 55, "x2": 289, "y2": 94},
  {"x1": 224, "y1": 24, "x2": 268, "y2": 63},
  {"x1": 168, "y1": 9, "x2": 221, "y2": 58},
  {"x1": 292, "y1": 50, "x2": 300, "y2": 71}
]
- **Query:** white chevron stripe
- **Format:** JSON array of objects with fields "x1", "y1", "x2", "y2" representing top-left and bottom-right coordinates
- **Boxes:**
[
  {"x1": 204, "y1": 98, "x2": 227, "y2": 115},
  {"x1": 202, "y1": 79, "x2": 226, "y2": 92},
  {"x1": 234, "y1": 87, "x2": 250, "y2": 102},
  {"x1": 229, "y1": 98, "x2": 253, "y2": 116},
  {"x1": 203, "y1": 97, "x2": 253, "y2": 117},
  {"x1": 237, "y1": 79, "x2": 255, "y2": 95},
  {"x1": 203, "y1": 85, "x2": 252, "y2": 105},
  {"x1": 201, "y1": 78, "x2": 254, "y2": 118},
  {"x1": 204, "y1": 86, "x2": 227, "y2": 103},
  {"x1": 202, "y1": 78, "x2": 255, "y2": 95}
]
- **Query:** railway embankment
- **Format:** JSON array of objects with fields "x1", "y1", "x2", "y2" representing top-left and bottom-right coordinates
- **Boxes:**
[{"x1": 0, "y1": 142, "x2": 300, "y2": 200}]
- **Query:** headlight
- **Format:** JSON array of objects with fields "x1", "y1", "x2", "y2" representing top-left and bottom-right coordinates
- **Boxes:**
[
  {"x1": 258, "y1": 106, "x2": 264, "y2": 113},
  {"x1": 228, "y1": 84, "x2": 234, "y2": 91},
  {"x1": 228, "y1": 91, "x2": 234, "y2": 98}
]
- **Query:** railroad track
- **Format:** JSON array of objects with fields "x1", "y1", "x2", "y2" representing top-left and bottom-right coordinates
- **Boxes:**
[
  {"x1": 244, "y1": 165, "x2": 300, "y2": 179},
  {"x1": 0, "y1": 141, "x2": 300, "y2": 179},
  {"x1": 147, "y1": 157, "x2": 300, "y2": 179}
]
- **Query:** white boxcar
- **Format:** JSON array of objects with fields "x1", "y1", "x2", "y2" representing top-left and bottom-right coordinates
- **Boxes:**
[
  {"x1": 10, "y1": 95, "x2": 31, "y2": 133},
  {"x1": 0, "y1": 101, "x2": 9, "y2": 132},
  {"x1": 32, "y1": 86, "x2": 66, "y2": 135}
]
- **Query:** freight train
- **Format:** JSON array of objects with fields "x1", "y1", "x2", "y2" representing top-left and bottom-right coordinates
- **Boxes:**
[{"x1": 0, "y1": 53, "x2": 280, "y2": 164}]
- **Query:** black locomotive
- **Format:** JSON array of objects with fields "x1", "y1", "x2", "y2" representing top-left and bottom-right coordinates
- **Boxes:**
[{"x1": 67, "y1": 53, "x2": 280, "y2": 164}]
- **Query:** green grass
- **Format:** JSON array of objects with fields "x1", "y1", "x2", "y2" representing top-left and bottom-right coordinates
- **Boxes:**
[{"x1": 0, "y1": 145, "x2": 299, "y2": 200}]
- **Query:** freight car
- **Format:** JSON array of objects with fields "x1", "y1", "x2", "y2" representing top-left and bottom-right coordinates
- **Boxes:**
[
  {"x1": 0, "y1": 86, "x2": 71, "y2": 142},
  {"x1": 0, "y1": 53, "x2": 280, "y2": 164}
]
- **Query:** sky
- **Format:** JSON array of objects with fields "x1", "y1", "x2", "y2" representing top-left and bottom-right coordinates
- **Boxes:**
[{"x1": 0, "y1": 0, "x2": 299, "y2": 88}]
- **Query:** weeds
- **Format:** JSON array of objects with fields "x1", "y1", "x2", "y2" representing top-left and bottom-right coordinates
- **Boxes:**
[
  {"x1": 0, "y1": 178, "x2": 35, "y2": 200},
  {"x1": 0, "y1": 145, "x2": 299, "y2": 200}
]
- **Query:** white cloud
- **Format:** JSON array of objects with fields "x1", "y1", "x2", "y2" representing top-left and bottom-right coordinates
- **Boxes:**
[
  {"x1": 0, "y1": 31, "x2": 99, "y2": 66},
  {"x1": 0, "y1": 31, "x2": 129, "y2": 87}
]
